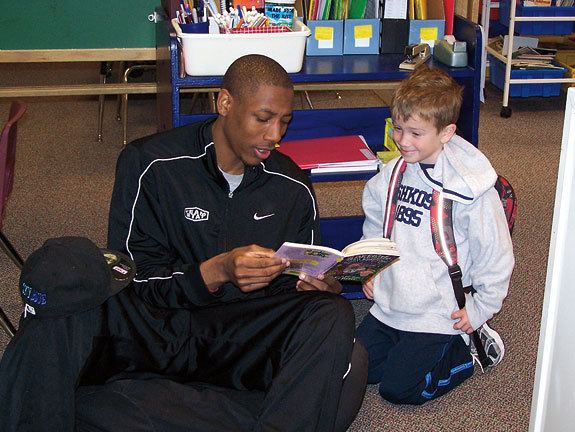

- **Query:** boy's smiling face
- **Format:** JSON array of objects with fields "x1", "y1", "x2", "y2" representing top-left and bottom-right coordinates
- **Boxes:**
[{"x1": 392, "y1": 114, "x2": 456, "y2": 165}]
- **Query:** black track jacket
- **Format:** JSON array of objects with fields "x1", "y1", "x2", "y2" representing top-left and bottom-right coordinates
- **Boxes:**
[{"x1": 108, "y1": 118, "x2": 321, "y2": 309}]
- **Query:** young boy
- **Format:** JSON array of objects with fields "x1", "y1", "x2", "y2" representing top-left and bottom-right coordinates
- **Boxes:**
[{"x1": 356, "y1": 66, "x2": 514, "y2": 405}]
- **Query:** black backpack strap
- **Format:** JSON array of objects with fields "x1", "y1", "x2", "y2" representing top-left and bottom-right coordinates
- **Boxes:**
[{"x1": 430, "y1": 189, "x2": 491, "y2": 370}]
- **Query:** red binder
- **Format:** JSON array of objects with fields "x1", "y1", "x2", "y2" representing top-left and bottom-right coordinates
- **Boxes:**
[{"x1": 277, "y1": 135, "x2": 379, "y2": 173}]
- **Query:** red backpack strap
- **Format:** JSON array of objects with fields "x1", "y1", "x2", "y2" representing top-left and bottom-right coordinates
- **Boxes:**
[
  {"x1": 383, "y1": 157, "x2": 407, "y2": 239},
  {"x1": 430, "y1": 190, "x2": 466, "y2": 307},
  {"x1": 430, "y1": 189, "x2": 491, "y2": 370},
  {"x1": 494, "y1": 175, "x2": 517, "y2": 235},
  {"x1": 430, "y1": 190, "x2": 457, "y2": 267}
]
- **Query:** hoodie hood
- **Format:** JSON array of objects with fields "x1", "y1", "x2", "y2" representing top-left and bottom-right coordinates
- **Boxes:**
[{"x1": 418, "y1": 134, "x2": 497, "y2": 204}]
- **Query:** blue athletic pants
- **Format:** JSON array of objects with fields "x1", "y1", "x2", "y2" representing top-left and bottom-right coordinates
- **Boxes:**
[{"x1": 356, "y1": 312, "x2": 474, "y2": 405}]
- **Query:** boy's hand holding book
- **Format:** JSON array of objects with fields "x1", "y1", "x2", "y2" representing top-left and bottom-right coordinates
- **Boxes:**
[{"x1": 362, "y1": 279, "x2": 375, "y2": 299}]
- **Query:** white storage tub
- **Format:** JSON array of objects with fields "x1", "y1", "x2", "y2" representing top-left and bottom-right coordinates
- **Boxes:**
[{"x1": 172, "y1": 18, "x2": 311, "y2": 76}]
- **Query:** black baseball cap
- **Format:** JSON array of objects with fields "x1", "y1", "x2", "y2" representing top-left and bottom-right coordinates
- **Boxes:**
[{"x1": 19, "y1": 236, "x2": 136, "y2": 318}]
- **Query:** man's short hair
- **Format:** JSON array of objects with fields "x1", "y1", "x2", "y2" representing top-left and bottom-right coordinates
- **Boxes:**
[
  {"x1": 391, "y1": 66, "x2": 463, "y2": 131},
  {"x1": 222, "y1": 55, "x2": 293, "y2": 101}
]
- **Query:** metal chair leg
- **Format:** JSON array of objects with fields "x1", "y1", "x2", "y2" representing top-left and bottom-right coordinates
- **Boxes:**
[
  {"x1": 121, "y1": 64, "x2": 156, "y2": 146},
  {"x1": 116, "y1": 61, "x2": 125, "y2": 121},
  {"x1": 0, "y1": 308, "x2": 16, "y2": 338},
  {"x1": 122, "y1": 90, "x2": 128, "y2": 146},
  {"x1": 304, "y1": 91, "x2": 314, "y2": 109},
  {"x1": 209, "y1": 92, "x2": 217, "y2": 112},
  {"x1": 0, "y1": 231, "x2": 23, "y2": 339},
  {"x1": 97, "y1": 62, "x2": 112, "y2": 142},
  {"x1": 0, "y1": 231, "x2": 23, "y2": 269}
]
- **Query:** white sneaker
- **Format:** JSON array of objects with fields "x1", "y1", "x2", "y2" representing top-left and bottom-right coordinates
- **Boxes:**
[{"x1": 470, "y1": 323, "x2": 505, "y2": 373}]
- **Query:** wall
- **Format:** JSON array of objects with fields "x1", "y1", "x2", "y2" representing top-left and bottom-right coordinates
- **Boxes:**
[{"x1": 529, "y1": 88, "x2": 575, "y2": 432}]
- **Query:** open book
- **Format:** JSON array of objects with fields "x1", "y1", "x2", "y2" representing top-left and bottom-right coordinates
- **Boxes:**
[{"x1": 275, "y1": 238, "x2": 400, "y2": 283}]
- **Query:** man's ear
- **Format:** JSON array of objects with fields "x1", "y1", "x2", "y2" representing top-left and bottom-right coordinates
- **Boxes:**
[
  {"x1": 440, "y1": 123, "x2": 457, "y2": 144},
  {"x1": 217, "y1": 89, "x2": 233, "y2": 116}
]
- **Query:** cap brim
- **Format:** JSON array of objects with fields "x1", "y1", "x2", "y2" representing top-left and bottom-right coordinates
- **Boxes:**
[{"x1": 100, "y1": 249, "x2": 136, "y2": 295}]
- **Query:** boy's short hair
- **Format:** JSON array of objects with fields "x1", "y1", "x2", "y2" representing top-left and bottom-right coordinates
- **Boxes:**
[
  {"x1": 222, "y1": 54, "x2": 293, "y2": 102},
  {"x1": 391, "y1": 66, "x2": 463, "y2": 131}
]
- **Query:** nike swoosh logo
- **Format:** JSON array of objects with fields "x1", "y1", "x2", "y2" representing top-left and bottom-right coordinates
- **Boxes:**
[{"x1": 253, "y1": 213, "x2": 275, "y2": 221}]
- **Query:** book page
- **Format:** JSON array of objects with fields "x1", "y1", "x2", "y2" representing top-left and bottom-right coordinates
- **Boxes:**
[
  {"x1": 342, "y1": 237, "x2": 399, "y2": 256},
  {"x1": 275, "y1": 242, "x2": 343, "y2": 278}
]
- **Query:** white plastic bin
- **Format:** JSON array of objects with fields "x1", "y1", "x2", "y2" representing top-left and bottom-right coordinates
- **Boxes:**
[{"x1": 173, "y1": 19, "x2": 311, "y2": 76}]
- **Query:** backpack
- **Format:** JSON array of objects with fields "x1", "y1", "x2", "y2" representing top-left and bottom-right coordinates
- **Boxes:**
[{"x1": 384, "y1": 157, "x2": 517, "y2": 370}]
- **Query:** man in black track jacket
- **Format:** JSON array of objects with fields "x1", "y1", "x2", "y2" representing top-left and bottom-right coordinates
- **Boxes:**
[
  {"x1": 89, "y1": 54, "x2": 368, "y2": 432},
  {"x1": 0, "y1": 55, "x2": 367, "y2": 432},
  {"x1": 107, "y1": 105, "x2": 321, "y2": 306}
]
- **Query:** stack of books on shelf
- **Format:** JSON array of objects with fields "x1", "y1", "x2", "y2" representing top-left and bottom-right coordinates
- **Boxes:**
[
  {"x1": 488, "y1": 36, "x2": 563, "y2": 70},
  {"x1": 512, "y1": 46, "x2": 560, "y2": 69},
  {"x1": 277, "y1": 135, "x2": 380, "y2": 174}
]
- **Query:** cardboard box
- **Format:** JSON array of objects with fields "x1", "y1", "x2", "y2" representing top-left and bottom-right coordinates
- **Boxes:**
[
  {"x1": 306, "y1": 20, "x2": 344, "y2": 56},
  {"x1": 557, "y1": 50, "x2": 575, "y2": 67},
  {"x1": 557, "y1": 62, "x2": 575, "y2": 91},
  {"x1": 455, "y1": 0, "x2": 480, "y2": 23},
  {"x1": 556, "y1": 52, "x2": 575, "y2": 90},
  {"x1": 343, "y1": 19, "x2": 380, "y2": 54}
]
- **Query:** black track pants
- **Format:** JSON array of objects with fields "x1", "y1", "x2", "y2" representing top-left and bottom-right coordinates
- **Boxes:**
[{"x1": 1, "y1": 290, "x2": 367, "y2": 432}]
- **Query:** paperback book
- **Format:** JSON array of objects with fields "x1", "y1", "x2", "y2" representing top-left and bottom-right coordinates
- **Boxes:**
[{"x1": 275, "y1": 238, "x2": 400, "y2": 283}]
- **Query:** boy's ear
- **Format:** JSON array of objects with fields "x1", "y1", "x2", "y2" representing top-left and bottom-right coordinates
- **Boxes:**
[
  {"x1": 440, "y1": 123, "x2": 457, "y2": 144},
  {"x1": 217, "y1": 89, "x2": 233, "y2": 116}
]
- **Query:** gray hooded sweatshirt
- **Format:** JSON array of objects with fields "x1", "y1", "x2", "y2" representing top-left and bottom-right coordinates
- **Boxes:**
[{"x1": 361, "y1": 135, "x2": 515, "y2": 335}]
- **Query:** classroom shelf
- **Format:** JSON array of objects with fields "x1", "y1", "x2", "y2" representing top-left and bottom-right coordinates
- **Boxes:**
[
  {"x1": 155, "y1": 15, "x2": 483, "y2": 297},
  {"x1": 485, "y1": 0, "x2": 575, "y2": 117},
  {"x1": 156, "y1": 15, "x2": 482, "y2": 148}
]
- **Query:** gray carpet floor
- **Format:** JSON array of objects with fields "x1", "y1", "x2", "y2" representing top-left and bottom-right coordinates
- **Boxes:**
[{"x1": 0, "y1": 62, "x2": 567, "y2": 431}]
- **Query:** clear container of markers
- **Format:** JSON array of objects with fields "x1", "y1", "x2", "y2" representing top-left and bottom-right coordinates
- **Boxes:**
[{"x1": 264, "y1": 0, "x2": 296, "y2": 28}]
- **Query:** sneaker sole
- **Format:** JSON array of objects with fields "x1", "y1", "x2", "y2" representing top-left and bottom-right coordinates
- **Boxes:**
[{"x1": 482, "y1": 323, "x2": 505, "y2": 366}]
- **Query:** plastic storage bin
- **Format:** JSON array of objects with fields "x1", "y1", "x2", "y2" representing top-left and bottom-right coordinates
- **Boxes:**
[
  {"x1": 489, "y1": 55, "x2": 567, "y2": 97},
  {"x1": 499, "y1": 0, "x2": 575, "y2": 35},
  {"x1": 173, "y1": 19, "x2": 311, "y2": 75}
]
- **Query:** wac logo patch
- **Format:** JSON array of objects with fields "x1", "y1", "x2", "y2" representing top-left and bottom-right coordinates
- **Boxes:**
[{"x1": 184, "y1": 207, "x2": 209, "y2": 222}]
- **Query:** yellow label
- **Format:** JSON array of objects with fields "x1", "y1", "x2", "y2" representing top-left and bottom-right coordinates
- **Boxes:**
[
  {"x1": 420, "y1": 27, "x2": 438, "y2": 41},
  {"x1": 354, "y1": 25, "x2": 372, "y2": 39},
  {"x1": 315, "y1": 27, "x2": 334, "y2": 40}
]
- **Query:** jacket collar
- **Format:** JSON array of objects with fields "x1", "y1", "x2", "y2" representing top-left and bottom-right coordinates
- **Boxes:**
[{"x1": 197, "y1": 118, "x2": 264, "y2": 191}]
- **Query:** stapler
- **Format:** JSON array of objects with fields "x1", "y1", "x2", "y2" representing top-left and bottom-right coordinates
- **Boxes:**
[
  {"x1": 399, "y1": 43, "x2": 431, "y2": 71},
  {"x1": 433, "y1": 38, "x2": 468, "y2": 67}
]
